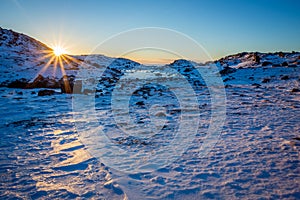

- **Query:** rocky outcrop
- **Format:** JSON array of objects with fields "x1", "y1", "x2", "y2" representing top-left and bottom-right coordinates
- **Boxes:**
[
  {"x1": 26, "y1": 74, "x2": 60, "y2": 89},
  {"x1": 4, "y1": 74, "x2": 76, "y2": 94},
  {"x1": 219, "y1": 66, "x2": 237, "y2": 75},
  {"x1": 7, "y1": 79, "x2": 29, "y2": 88}
]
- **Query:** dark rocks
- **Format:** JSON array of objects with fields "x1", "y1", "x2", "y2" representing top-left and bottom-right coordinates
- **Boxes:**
[
  {"x1": 6, "y1": 75, "x2": 61, "y2": 90},
  {"x1": 248, "y1": 76, "x2": 254, "y2": 81},
  {"x1": 38, "y1": 89, "x2": 55, "y2": 96},
  {"x1": 292, "y1": 137, "x2": 300, "y2": 141},
  {"x1": 291, "y1": 88, "x2": 300, "y2": 93},
  {"x1": 254, "y1": 53, "x2": 260, "y2": 64},
  {"x1": 280, "y1": 75, "x2": 289, "y2": 80},
  {"x1": 281, "y1": 62, "x2": 288, "y2": 67},
  {"x1": 132, "y1": 84, "x2": 165, "y2": 99},
  {"x1": 262, "y1": 61, "x2": 272, "y2": 66},
  {"x1": 136, "y1": 101, "x2": 145, "y2": 106},
  {"x1": 108, "y1": 67, "x2": 122, "y2": 75},
  {"x1": 252, "y1": 83, "x2": 261, "y2": 87},
  {"x1": 223, "y1": 76, "x2": 235, "y2": 82},
  {"x1": 26, "y1": 74, "x2": 60, "y2": 89},
  {"x1": 288, "y1": 64, "x2": 297, "y2": 68},
  {"x1": 193, "y1": 80, "x2": 204, "y2": 87},
  {"x1": 262, "y1": 78, "x2": 271, "y2": 83},
  {"x1": 7, "y1": 78, "x2": 29, "y2": 88},
  {"x1": 183, "y1": 67, "x2": 192, "y2": 73},
  {"x1": 219, "y1": 67, "x2": 237, "y2": 76},
  {"x1": 223, "y1": 77, "x2": 230, "y2": 82},
  {"x1": 5, "y1": 74, "x2": 78, "y2": 94},
  {"x1": 278, "y1": 52, "x2": 285, "y2": 58}
]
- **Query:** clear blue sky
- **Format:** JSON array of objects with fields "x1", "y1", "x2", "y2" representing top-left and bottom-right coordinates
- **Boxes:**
[{"x1": 1, "y1": 0, "x2": 299, "y2": 63}]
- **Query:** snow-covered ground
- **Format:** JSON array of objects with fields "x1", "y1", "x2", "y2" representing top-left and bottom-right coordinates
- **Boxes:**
[{"x1": 0, "y1": 28, "x2": 300, "y2": 199}]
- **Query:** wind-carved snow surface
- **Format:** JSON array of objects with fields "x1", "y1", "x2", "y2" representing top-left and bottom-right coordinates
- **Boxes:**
[{"x1": 0, "y1": 28, "x2": 300, "y2": 199}]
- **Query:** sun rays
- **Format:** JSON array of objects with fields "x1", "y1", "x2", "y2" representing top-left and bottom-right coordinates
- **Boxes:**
[{"x1": 33, "y1": 45, "x2": 82, "y2": 93}]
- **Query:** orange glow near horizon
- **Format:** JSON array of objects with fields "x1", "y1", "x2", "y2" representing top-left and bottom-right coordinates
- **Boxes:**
[
  {"x1": 41, "y1": 44, "x2": 205, "y2": 65},
  {"x1": 121, "y1": 48, "x2": 182, "y2": 65}
]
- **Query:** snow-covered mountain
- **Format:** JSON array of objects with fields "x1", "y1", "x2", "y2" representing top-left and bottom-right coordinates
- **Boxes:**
[
  {"x1": 0, "y1": 27, "x2": 299, "y2": 93},
  {"x1": 0, "y1": 27, "x2": 50, "y2": 54},
  {"x1": 0, "y1": 27, "x2": 76, "y2": 87},
  {"x1": 0, "y1": 27, "x2": 140, "y2": 92}
]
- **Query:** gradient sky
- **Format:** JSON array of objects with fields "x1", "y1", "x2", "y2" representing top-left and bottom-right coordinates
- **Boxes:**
[{"x1": 1, "y1": 0, "x2": 300, "y2": 63}]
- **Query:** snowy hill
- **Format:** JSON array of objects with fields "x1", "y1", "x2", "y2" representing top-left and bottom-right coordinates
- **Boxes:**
[
  {"x1": 216, "y1": 51, "x2": 299, "y2": 69},
  {"x1": 0, "y1": 27, "x2": 51, "y2": 83},
  {"x1": 0, "y1": 27, "x2": 50, "y2": 54},
  {"x1": 0, "y1": 28, "x2": 118, "y2": 91},
  {"x1": 0, "y1": 27, "x2": 71, "y2": 86},
  {"x1": 213, "y1": 52, "x2": 300, "y2": 89}
]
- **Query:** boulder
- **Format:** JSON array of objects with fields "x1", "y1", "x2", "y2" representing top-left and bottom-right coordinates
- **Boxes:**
[
  {"x1": 219, "y1": 67, "x2": 236, "y2": 76},
  {"x1": 38, "y1": 89, "x2": 55, "y2": 96},
  {"x1": 281, "y1": 62, "x2": 288, "y2": 67},
  {"x1": 262, "y1": 78, "x2": 271, "y2": 83},
  {"x1": 280, "y1": 75, "x2": 289, "y2": 80},
  {"x1": 252, "y1": 83, "x2": 261, "y2": 88},
  {"x1": 291, "y1": 88, "x2": 300, "y2": 93},
  {"x1": 136, "y1": 101, "x2": 145, "y2": 106},
  {"x1": 262, "y1": 61, "x2": 272, "y2": 66}
]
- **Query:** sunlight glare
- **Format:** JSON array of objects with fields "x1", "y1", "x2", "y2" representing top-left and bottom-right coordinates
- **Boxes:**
[
  {"x1": 34, "y1": 42, "x2": 82, "y2": 94},
  {"x1": 53, "y1": 46, "x2": 66, "y2": 56}
]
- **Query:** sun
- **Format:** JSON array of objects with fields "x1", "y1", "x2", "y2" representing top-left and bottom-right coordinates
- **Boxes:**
[
  {"x1": 35, "y1": 42, "x2": 82, "y2": 93},
  {"x1": 53, "y1": 46, "x2": 66, "y2": 56}
]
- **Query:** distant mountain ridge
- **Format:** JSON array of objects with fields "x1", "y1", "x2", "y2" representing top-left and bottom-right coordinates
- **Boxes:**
[{"x1": 0, "y1": 27, "x2": 299, "y2": 93}]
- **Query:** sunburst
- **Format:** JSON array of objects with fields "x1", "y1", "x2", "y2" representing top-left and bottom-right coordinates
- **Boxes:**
[{"x1": 33, "y1": 44, "x2": 82, "y2": 93}]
